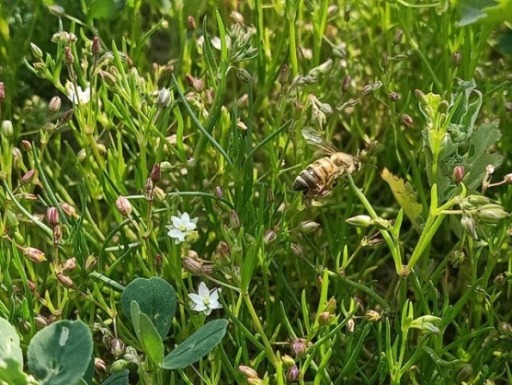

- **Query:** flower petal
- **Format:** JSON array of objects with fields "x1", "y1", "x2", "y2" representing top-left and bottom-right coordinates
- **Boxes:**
[
  {"x1": 203, "y1": 307, "x2": 212, "y2": 315},
  {"x1": 185, "y1": 222, "x2": 197, "y2": 231},
  {"x1": 209, "y1": 289, "x2": 219, "y2": 303},
  {"x1": 190, "y1": 301, "x2": 207, "y2": 312},
  {"x1": 182, "y1": 212, "x2": 190, "y2": 222},
  {"x1": 171, "y1": 216, "x2": 182, "y2": 228},
  {"x1": 198, "y1": 282, "x2": 210, "y2": 297},
  {"x1": 167, "y1": 229, "x2": 184, "y2": 238},
  {"x1": 188, "y1": 293, "x2": 203, "y2": 305},
  {"x1": 209, "y1": 301, "x2": 223, "y2": 310}
]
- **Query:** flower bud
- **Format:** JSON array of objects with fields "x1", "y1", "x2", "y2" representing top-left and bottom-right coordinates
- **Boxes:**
[
  {"x1": 85, "y1": 255, "x2": 97, "y2": 271},
  {"x1": 452, "y1": 51, "x2": 461, "y2": 67},
  {"x1": 318, "y1": 312, "x2": 333, "y2": 325},
  {"x1": 230, "y1": 210, "x2": 240, "y2": 229},
  {"x1": 150, "y1": 163, "x2": 161, "y2": 183},
  {"x1": 61, "y1": 202, "x2": 78, "y2": 217},
  {"x1": 346, "y1": 318, "x2": 355, "y2": 333},
  {"x1": 2, "y1": 120, "x2": 13, "y2": 138},
  {"x1": 34, "y1": 314, "x2": 49, "y2": 329},
  {"x1": 290, "y1": 338, "x2": 309, "y2": 358},
  {"x1": 94, "y1": 358, "x2": 107, "y2": 373},
  {"x1": 247, "y1": 379, "x2": 264, "y2": 385},
  {"x1": 374, "y1": 217, "x2": 391, "y2": 230},
  {"x1": 187, "y1": 15, "x2": 196, "y2": 30},
  {"x1": 393, "y1": 29, "x2": 403, "y2": 45},
  {"x1": 116, "y1": 196, "x2": 132, "y2": 216},
  {"x1": 400, "y1": 114, "x2": 414, "y2": 127},
  {"x1": 389, "y1": 91, "x2": 401, "y2": 101},
  {"x1": 236, "y1": 69, "x2": 254, "y2": 84},
  {"x1": 185, "y1": 74, "x2": 204, "y2": 93},
  {"x1": 346, "y1": 215, "x2": 373, "y2": 228},
  {"x1": 263, "y1": 229, "x2": 277, "y2": 245},
  {"x1": 46, "y1": 207, "x2": 59, "y2": 226},
  {"x1": 476, "y1": 204, "x2": 509, "y2": 224},
  {"x1": 290, "y1": 243, "x2": 303, "y2": 256},
  {"x1": 49, "y1": 96, "x2": 62, "y2": 113},
  {"x1": 56, "y1": 272, "x2": 74, "y2": 288},
  {"x1": 298, "y1": 220, "x2": 320, "y2": 233},
  {"x1": 287, "y1": 365, "x2": 300, "y2": 382},
  {"x1": 281, "y1": 355, "x2": 295, "y2": 367},
  {"x1": 92, "y1": 36, "x2": 101, "y2": 56},
  {"x1": 365, "y1": 310, "x2": 381, "y2": 322},
  {"x1": 30, "y1": 43, "x2": 43, "y2": 60},
  {"x1": 453, "y1": 165, "x2": 465, "y2": 184},
  {"x1": 24, "y1": 247, "x2": 46, "y2": 263},
  {"x1": 157, "y1": 88, "x2": 171, "y2": 107},
  {"x1": 238, "y1": 365, "x2": 259, "y2": 379},
  {"x1": 53, "y1": 225, "x2": 62, "y2": 244},
  {"x1": 64, "y1": 46, "x2": 74, "y2": 65},
  {"x1": 63, "y1": 257, "x2": 77, "y2": 271},
  {"x1": 110, "y1": 337, "x2": 126, "y2": 358},
  {"x1": 0, "y1": 82, "x2": 5, "y2": 102},
  {"x1": 325, "y1": 297, "x2": 337, "y2": 313}
]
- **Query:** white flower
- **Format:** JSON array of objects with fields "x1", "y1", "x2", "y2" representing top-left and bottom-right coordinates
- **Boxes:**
[
  {"x1": 188, "y1": 282, "x2": 222, "y2": 315},
  {"x1": 166, "y1": 211, "x2": 198, "y2": 244},
  {"x1": 65, "y1": 81, "x2": 91, "y2": 105}
]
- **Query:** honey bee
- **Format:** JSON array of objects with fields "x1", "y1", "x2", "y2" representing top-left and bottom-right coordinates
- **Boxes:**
[{"x1": 293, "y1": 128, "x2": 360, "y2": 198}]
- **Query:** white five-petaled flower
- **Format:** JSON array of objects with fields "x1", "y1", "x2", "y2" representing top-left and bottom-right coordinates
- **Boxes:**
[
  {"x1": 166, "y1": 211, "x2": 198, "y2": 244},
  {"x1": 65, "y1": 81, "x2": 91, "y2": 105},
  {"x1": 188, "y1": 282, "x2": 222, "y2": 315}
]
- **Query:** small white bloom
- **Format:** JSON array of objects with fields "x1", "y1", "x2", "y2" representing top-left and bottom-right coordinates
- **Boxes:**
[
  {"x1": 188, "y1": 282, "x2": 222, "y2": 315},
  {"x1": 65, "y1": 81, "x2": 91, "y2": 105},
  {"x1": 166, "y1": 211, "x2": 198, "y2": 244}
]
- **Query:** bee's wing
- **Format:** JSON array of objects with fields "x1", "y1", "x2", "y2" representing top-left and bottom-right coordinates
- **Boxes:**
[{"x1": 302, "y1": 127, "x2": 338, "y2": 155}]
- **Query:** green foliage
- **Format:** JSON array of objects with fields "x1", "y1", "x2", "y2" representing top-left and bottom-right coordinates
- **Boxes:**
[
  {"x1": 121, "y1": 277, "x2": 176, "y2": 339},
  {"x1": 0, "y1": 317, "x2": 23, "y2": 367},
  {"x1": 162, "y1": 319, "x2": 229, "y2": 370},
  {"x1": 100, "y1": 370, "x2": 129, "y2": 385},
  {"x1": 454, "y1": 0, "x2": 512, "y2": 25},
  {"x1": 27, "y1": 320, "x2": 93, "y2": 385}
]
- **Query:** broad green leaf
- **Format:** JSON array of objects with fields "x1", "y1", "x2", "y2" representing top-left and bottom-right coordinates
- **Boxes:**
[
  {"x1": 0, "y1": 317, "x2": 23, "y2": 366},
  {"x1": 121, "y1": 277, "x2": 176, "y2": 339},
  {"x1": 130, "y1": 301, "x2": 164, "y2": 366},
  {"x1": 497, "y1": 29, "x2": 512, "y2": 55},
  {"x1": 100, "y1": 369, "x2": 129, "y2": 385},
  {"x1": 162, "y1": 319, "x2": 229, "y2": 370},
  {"x1": 0, "y1": 358, "x2": 38, "y2": 385},
  {"x1": 27, "y1": 320, "x2": 93, "y2": 385},
  {"x1": 81, "y1": 354, "x2": 94, "y2": 385},
  {"x1": 381, "y1": 168, "x2": 423, "y2": 231}
]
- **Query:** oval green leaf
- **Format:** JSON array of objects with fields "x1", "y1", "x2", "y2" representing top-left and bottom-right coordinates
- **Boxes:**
[
  {"x1": 121, "y1": 277, "x2": 176, "y2": 339},
  {"x1": 162, "y1": 319, "x2": 229, "y2": 370},
  {"x1": 130, "y1": 301, "x2": 164, "y2": 366},
  {"x1": 27, "y1": 320, "x2": 93, "y2": 385},
  {"x1": 0, "y1": 317, "x2": 23, "y2": 366},
  {"x1": 101, "y1": 369, "x2": 129, "y2": 385}
]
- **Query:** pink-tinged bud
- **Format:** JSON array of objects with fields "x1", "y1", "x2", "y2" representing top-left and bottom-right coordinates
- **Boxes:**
[
  {"x1": 318, "y1": 312, "x2": 333, "y2": 325},
  {"x1": 61, "y1": 202, "x2": 78, "y2": 217},
  {"x1": 27, "y1": 280, "x2": 36, "y2": 292},
  {"x1": 290, "y1": 243, "x2": 303, "y2": 256},
  {"x1": 238, "y1": 365, "x2": 259, "y2": 379},
  {"x1": 185, "y1": 74, "x2": 204, "y2": 93},
  {"x1": 453, "y1": 165, "x2": 465, "y2": 184},
  {"x1": 504, "y1": 173, "x2": 512, "y2": 184},
  {"x1": 150, "y1": 163, "x2": 161, "y2": 183},
  {"x1": 49, "y1": 96, "x2": 62, "y2": 113},
  {"x1": 361, "y1": 83, "x2": 373, "y2": 96},
  {"x1": 92, "y1": 36, "x2": 101, "y2": 56},
  {"x1": 21, "y1": 169, "x2": 36, "y2": 185},
  {"x1": 389, "y1": 91, "x2": 401, "y2": 101},
  {"x1": 230, "y1": 11, "x2": 245, "y2": 24},
  {"x1": 94, "y1": 358, "x2": 107, "y2": 373},
  {"x1": 187, "y1": 15, "x2": 196, "y2": 30},
  {"x1": 64, "y1": 46, "x2": 74, "y2": 65},
  {"x1": 287, "y1": 365, "x2": 300, "y2": 382},
  {"x1": 116, "y1": 196, "x2": 132, "y2": 216},
  {"x1": 247, "y1": 379, "x2": 263, "y2": 385},
  {"x1": 0, "y1": 82, "x2": 5, "y2": 102},
  {"x1": 34, "y1": 314, "x2": 49, "y2": 329},
  {"x1": 60, "y1": 109, "x2": 74, "y2": 123},
  {"x1": 20, "y1": 140, "x2": 31, "y2": 152},
  {"x1": 144, "y1": 178, "x2": 154, "y2": 200},
  {"x1": 47, "y1": 207, "x2": 59, "y2": 226},
  {"x1": 263, "y1": 229, "x2": 277, "y2": 245},
  {"x1": 56, "y1": 272, "x2": 74, "y2": 288},
  {"x1": 214, "y1": 186, "x2": 223, "y2": 199},
  {"x1": 290, "y1": 338, "x2": 309, "y2": 358},
  {"x1": 63, "y1": 257, "x2": 77, "y2": 271},
  {"x1": 53, "y1": 225, "x2": 62, "y2": 244},
  {"x1": 365, "y1": 309, "x2": 381, "y2": 322},
  {"x1": 237, "y1": 93, "x2": 249, "y2": 108},
  {"x1": 24, "y1": 247, "x2": 46, "y2": 263},
  {"x1": 400, "y1": 114, "x2": 414, "y2": 127}
]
